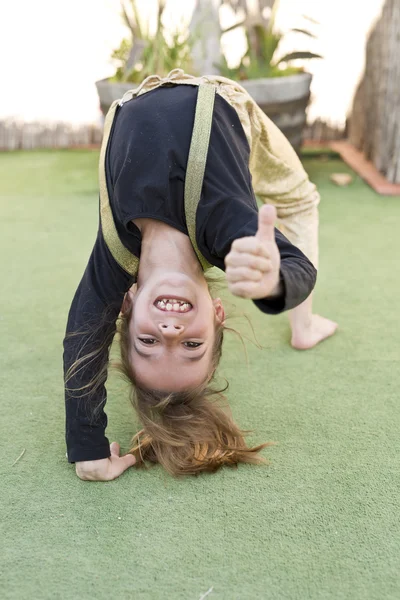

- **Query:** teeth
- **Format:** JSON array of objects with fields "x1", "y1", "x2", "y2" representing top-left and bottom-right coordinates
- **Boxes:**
[{"x1": 156, "y1": 299, "x2": 192, "y2": 311}]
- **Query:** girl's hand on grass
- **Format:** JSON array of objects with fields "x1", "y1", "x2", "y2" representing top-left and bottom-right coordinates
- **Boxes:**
[
  {"x1": 75, "y1": 442, "x2": 136, "y2": 481},
  {"x1": 225, "y1": 205, "x2": 282, "y2": 300}
]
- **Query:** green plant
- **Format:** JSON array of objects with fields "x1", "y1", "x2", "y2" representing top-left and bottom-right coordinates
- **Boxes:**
[
  {"x1": 111, "y1": 0, "x2": 193, "y2": 84},
  {"x1": 218, "y1": 0, "x2": 322, "y2": 80}
]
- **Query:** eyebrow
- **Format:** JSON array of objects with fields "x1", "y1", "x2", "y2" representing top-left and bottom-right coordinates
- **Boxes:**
[{"x1": 133, "y1": 344, "x2": 207, "y2": 362}]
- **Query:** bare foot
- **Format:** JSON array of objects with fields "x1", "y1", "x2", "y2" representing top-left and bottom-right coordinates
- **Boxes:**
[{"x1": 291, "y1": 315, "x2": 338, "y2": 350}]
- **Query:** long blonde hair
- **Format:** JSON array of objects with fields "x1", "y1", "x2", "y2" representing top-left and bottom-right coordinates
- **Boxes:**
[{"x1": 116, "y1": 294, "x2": 270, "y2": 476}]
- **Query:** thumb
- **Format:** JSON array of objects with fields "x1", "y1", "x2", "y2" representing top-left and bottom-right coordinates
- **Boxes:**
[
  {"x1": 110, "y1": 442, "x2": 120, "y2": 457},
  {"x1": 113, "y1": 453, "x2": 136, "y2": 478},
  {"x1": 256, "y1": 205, "x2": 277, "y2": 244},
  {"x1": 121, "y1": 453, "x2": 136, "y2": 468}
]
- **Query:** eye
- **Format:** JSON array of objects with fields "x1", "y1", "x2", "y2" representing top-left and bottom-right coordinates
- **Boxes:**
[
  {"x1": 183, "y1": 341, "x2": 203, "y2": 348},
  {"x1": 139, "y1": 338, "x2": 157, "y2": 345}
]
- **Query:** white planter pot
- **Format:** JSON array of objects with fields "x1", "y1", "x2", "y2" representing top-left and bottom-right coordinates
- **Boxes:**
[
  {"x1": 240, "y1": 72, "x2": 312, "y2": 151},
  {"x1": 95, "y1": 79, "x2": 135, "y2": 117}
]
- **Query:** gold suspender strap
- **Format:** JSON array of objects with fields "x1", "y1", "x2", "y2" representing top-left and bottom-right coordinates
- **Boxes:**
[
  {"x1": 184, "y1": 84, "x2": 216, "y2": 272},
  {"x1": 98, "y1": 100, "x2": 139, "y2": 276}
]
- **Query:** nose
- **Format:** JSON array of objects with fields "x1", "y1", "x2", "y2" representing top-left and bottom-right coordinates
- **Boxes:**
[{"x1": 158, "y1": 322, "x2": 185, "y2": 337}]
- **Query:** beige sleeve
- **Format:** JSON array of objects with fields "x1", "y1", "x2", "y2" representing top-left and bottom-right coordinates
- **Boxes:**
[{"x1": 218, "y1": 83, "x2": 320, "y2": 267}]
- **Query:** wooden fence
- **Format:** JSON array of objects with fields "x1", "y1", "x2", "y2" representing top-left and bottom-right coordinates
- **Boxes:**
[
  {"x1": 0, "y1": 121, "x2": 103, "y2": 151},
  {"x1": 304, "y1": 118, "x2": 346, "y2": 143},
  {"x1": 0, "y1": 117, "x2": 345, "y2": 151}
]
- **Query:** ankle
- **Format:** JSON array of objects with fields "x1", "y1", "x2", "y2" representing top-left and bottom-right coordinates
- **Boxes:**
[{"x1": 289, "y1": 312, "x2": 313, "y2": 333}]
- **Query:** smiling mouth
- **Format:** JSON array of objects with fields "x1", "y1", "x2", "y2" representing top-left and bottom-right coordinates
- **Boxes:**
[{"x1": 154, "y1": 297, "x2": 193, "y2": 313}]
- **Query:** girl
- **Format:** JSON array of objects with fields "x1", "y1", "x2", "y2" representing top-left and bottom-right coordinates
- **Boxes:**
[{"x1": 63, "y1": 70, "x2": 335, "y2": 481}]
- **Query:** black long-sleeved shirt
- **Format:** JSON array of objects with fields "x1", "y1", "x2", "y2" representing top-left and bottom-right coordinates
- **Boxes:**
[{"x1": 63, "y1": 84, "x2": 317, "y2": 463}]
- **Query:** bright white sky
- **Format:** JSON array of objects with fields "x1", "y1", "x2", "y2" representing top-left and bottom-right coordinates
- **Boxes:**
[{"x1": 0, "y1": 0, "x2": 384, "y2": 126}]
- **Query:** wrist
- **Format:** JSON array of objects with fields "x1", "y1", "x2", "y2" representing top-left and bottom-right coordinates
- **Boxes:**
[{"x1": 266, "y1": 275, "x2": 283, "y2": 299}]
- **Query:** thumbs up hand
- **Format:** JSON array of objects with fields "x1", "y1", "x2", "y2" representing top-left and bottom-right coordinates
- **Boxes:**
[{"x1": 225, "y1": 205, "x2": 281, "y2": 300}]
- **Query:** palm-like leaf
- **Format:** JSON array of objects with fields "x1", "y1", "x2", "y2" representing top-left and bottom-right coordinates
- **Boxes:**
[
  {"x1": 276, "y1": 51, "x2": 323, "y2": 64},
  {"x1": 267, "y1": 0, "x2": 280, "y2": 33},
  {"x1": 302, "y1": 14, "x2": 320, "y2": 25},
  {"x1": 254, "y1": 25, "x2": 281, "y2": 64},
  {"x1": 121, "y1": 5, "x2": 133, "y2": 34},
  {"x1": 221, "y1": 18, "x2": 246, "y2": 35},
  {"x1": 290, "y1": 27, "x2": 316, "y2": 38}
]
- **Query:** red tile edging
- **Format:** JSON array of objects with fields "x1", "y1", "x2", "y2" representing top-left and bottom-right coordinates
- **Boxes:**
[{"x1": 330, "y1": 141, "x2": 400, "y2": 196}]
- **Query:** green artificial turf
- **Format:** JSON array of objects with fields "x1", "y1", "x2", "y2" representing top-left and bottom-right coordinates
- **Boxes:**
[{"x1": 0, "y1": 150, "x2": 399, "y2": 600}]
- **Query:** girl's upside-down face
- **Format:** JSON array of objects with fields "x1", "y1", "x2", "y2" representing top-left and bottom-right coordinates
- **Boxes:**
[{"x1": 124, "y1": 272, "x2": 225, "y2": 392}]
